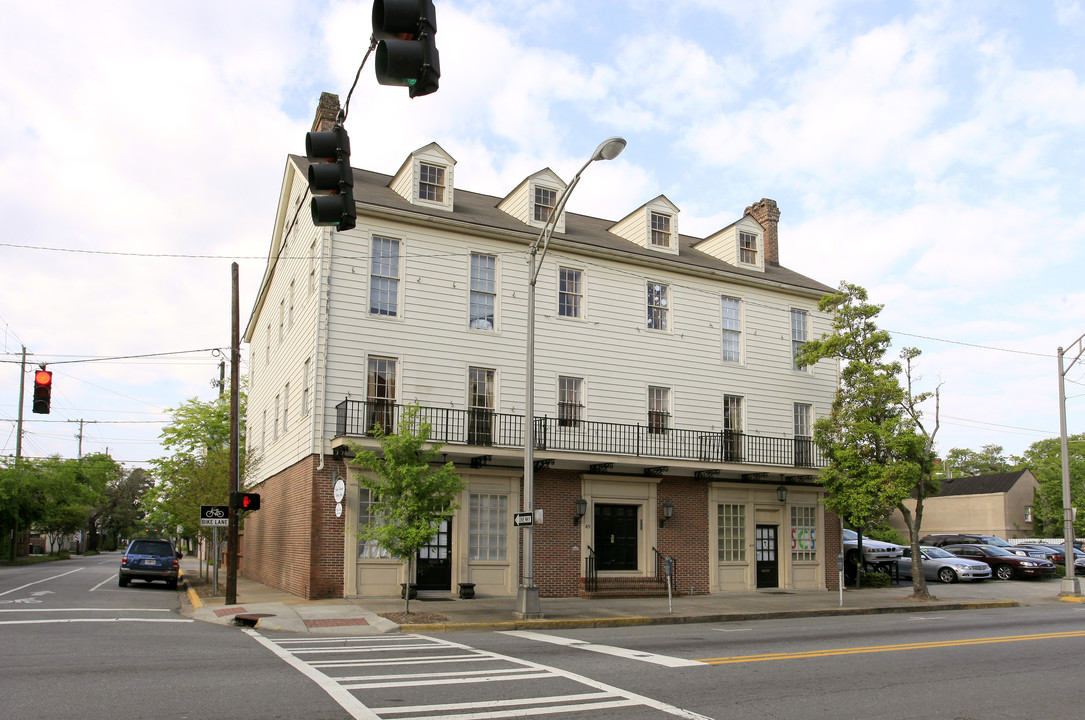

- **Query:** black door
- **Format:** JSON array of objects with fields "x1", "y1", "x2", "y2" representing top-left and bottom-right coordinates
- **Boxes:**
[
  {"x1": 755, "y1": 524, "x2": 779, "y2": 589},
  {"x1": 594, "y1": 504, "x2": 638, "y2": 571},
  {"x1": 415, "y1": 520, "x2": 452, "y2": 591}
]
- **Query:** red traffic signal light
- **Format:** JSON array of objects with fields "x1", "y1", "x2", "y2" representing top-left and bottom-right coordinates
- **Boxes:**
[
  {"x1": 33, "y1": 367, "x2": 52, "y2": 414},
  {"x1": 231, "y1": 492, "x2": 261, "y2": 511}
]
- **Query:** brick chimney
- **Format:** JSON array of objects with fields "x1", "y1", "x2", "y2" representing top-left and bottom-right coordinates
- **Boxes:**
[
  {"x1": 311, "y1": 92, "x2": 341, "y2": 133},
  {"x1": 744, "y1": 198, "x2": 780, "y2": 266}
]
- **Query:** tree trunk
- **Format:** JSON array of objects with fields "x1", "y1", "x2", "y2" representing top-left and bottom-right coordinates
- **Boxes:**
[{"x1": 404, "y1": 556, "x2": 413, "y2": 614}]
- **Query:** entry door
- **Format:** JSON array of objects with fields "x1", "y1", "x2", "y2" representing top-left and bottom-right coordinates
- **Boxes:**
[
  {"x1": 415, "y1": 520, "x2": 452, "y2": 591},
  {"x1": 594, "y1": 504, "x2": 638, "y2": 571},
  {"x1": 755, "y1": 524, "x2": 779, "y2": 588}
]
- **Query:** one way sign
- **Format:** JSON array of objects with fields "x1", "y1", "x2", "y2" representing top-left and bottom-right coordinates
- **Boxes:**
[{"x1": 513, "y1": 512, "x2": 534, "y2": 527}]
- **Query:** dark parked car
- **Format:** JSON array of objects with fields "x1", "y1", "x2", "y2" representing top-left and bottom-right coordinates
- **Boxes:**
[
  {"x1": 119, "y1": 539, "x2": 181, "y2": 589},
  {"x1": 1014, "y1": 544, "x2": 1065, "y2": 564},
  {"x1": 898, "y1": 546, "x2": 991, "y2": 583},
  {"x1": 942, "y1": 544, "x2": 1056, "y2": 580},
  {"x1": 920, "y1": 534, "x2": 1044, "y2": 558}
]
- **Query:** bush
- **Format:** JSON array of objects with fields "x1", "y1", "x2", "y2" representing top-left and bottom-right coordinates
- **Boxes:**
[{"x1": 848, "y1": 569, "x2": 893, "y2": 589}]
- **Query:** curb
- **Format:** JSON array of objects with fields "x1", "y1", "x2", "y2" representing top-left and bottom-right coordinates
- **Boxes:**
[{"x1": 400, "y1": 600, "x2": 1019, "y2": 633}]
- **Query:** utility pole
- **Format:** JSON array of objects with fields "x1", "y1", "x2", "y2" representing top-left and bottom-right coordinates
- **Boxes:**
[
  {"x1": 1057, "y1": 332, "x2": 1084, "y2": 598},
  {"x1": 15, "y1": 346, "x2": 25, "y2": 465},
  {"x1": 226, "y1": 263, "x2": 241, "y2": 604}
]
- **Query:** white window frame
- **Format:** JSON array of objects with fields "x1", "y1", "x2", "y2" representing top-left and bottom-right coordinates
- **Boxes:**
[
  {"x1": 721, "y1": 296, "x2": 742, "y2": 363},
  {"x1": 469, "y1": 253, "x2": 497, "y2": 331},
  {"x1": 558, "y1": 376, "x2": 583, "y2": 427},
  {"x1": 533, "y1": 185, "x2": 557, "y2": 223},
  {"x1": 366, "y1": 356, "x2": 398, "y2": 434},
  {"x1": 358, "y1": 487, "x2": 391, "y2": 559},
  {"x1": 283, "y1": 382, "x2": 290, "y2": 432},
  {"x1": 717, "y1": 503, "x2": 746, "y2": 562},
  {"x1": 265, "y1": 325, "x2": 270, "y2": 365},
  {"x1": 647, "y1": 281, "x2": 670, "y2": 332},
  {"x1": 278, "y1": 298, "x2": 285, "y2": 342},
  {"x1": 790, "y1": 506, "x2": 817, "y2": 562},
  {"x1": 648, "y1": 385, "x2": 671, "y2": 434},
  {"x1": 650, "y1": 211, "x2": 672, "y2": 248},
  {"x1": 369, "y1": 236, "x2": 401, "y2": 318},
  {"x1": 558, "y1": 266, "x2": 584, "y2": 319},
  {"x1": 738, "y1": 230, "x2": 760, "y2": 266},
  {"x1": 469, "y1": 493, "x2": 508, "y2": 561},
  {"x1": 309, "y1": 239, "x2": 318, "y2": 294},
  {"x1": 273, "y1": 394, "x2": 280, "y2": 441},
  {"x1": 288, "y1": 280, "x2": 295, "y2": 329},
  {"x1": 418, "y1": 162, "x2": 446, "y2": 203},
  {"x1": 791, "y1": 309, "x2": 809, "y2": 371},
  {"x1": 302, "y1": 358, "x2": 311, "y2": 417}
]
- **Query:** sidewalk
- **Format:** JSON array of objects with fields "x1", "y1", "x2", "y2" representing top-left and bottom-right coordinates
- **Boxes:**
[{"x1": 178, "y1": 556, "x2": 1080, "y2": 636}]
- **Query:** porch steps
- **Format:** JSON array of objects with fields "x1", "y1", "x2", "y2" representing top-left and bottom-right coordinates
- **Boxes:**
[{"x1": 580, "y1": 576, "x2": 669, "y2": 599}]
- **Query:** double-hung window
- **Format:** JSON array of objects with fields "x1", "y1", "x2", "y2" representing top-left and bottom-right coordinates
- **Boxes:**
[
  {"x1": 470, "y1": 253, "x2": 496, "y2": 330},
  {"x1": 723, "y1": 394, "x2": 743, "y2": 461},
  {"x1": 534, "y1": 186, "x2": 557, "y2": 223},
  {"x1": 366, "y1": 356, "x2": 397, "y2": 434},
  {"x1": 794, "y1": 403, "x2": 813, "y2": 466},
  {"x1": 648, "y1": 386, "x2": 670, "y2": 434},
  {"x1": 647, "y1": 282, "x2": 669, "y2": 331},
  {"x1": 558, "y1": 376, "x2": 583, "y2": 427},
  {"x1": 370, "y1": 236, "x2": 400, "y2": 317},
  {"x1": 558, "y1": 267, "x2": 582, "y2": 318},
  {"x1": 791, "y1": 309, "x2": 809, "y2": 370},
  {"x1": 419, "y1": 163, "x2": 446, "y2": 203},
  {"x1": 721, "y1": 296, "x2": 741, "y2": 363},
  {"x1": 650, "y1": 212, "x2": 671, "y2": 248},
  {"x1": 358, "y1": 488, "x2": 390, "y2": 559},
  {"x1": 739, "y1": 231, "x2": 759, "y2": 265}
]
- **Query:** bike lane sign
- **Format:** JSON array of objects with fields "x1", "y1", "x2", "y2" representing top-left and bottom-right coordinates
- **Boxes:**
[{"x1": 200, "y1": 505, "x2": 230, "y2": 527}]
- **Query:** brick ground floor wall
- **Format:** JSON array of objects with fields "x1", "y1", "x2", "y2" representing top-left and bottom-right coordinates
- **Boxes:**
[
  {"x1": 240, "y1": 454, "x2": 346, "y2": 599},
  {"x1": 823, "y1": 509, "x2": 842, "y2": 592}
]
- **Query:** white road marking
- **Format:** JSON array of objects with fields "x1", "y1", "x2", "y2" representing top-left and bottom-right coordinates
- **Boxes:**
[
  {"x1": 0, "y1": 568, "x2": 84, "y2": 596},
  {"x1": 712, "y1": 627, "x2": 752, "y2": 632},
  {"x1": 500, "y1": 630, "x2": 704, "y2": 667},
  {"x1": 90, "y1": 575, "x2": 117, "y2": 592},
  {"x1": 0, "y1": 607, "x2": 172, "y2": 613},
  {"x1": 0, "y1": 618, "x2": 193, "y2": 625}
]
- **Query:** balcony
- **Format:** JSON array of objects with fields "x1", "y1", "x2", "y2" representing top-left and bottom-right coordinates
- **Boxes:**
[{"x1": 335, "y1": 400, "x2": 827, "y2": 469}]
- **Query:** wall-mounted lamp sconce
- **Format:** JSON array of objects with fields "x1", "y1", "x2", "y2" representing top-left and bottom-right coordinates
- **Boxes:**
[
  {"x1": 659, "y1": 500, "x2": 675, "y2": 528},
  {"x1": 776, "y1": 484, "x2": 788, "y2": 503},
  {"x1": 574, "y1": 498, "x2": 588, "y2": 526}
]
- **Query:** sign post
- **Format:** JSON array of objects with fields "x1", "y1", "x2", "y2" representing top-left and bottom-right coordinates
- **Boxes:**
[{"x1": 200, "y1": 506, "x2": 229, "y2": 597}]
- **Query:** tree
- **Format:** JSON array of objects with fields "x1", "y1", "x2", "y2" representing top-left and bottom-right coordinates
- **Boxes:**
[
  {"x1": 937, "y1": 445, "x2": 1011, "y2": 479},
  {"x1": 797, "y1": 283, "x2": 933, "y2": 595},
  {"x1": 1012, "y1": 434, "x2": 1085, "y2": 537},
  {"x1": 350, "y1": 404, "x2": 465, "y2": 613},
  {"x1": 96, "y1": 468, "x2": 153, "y2": 550}
]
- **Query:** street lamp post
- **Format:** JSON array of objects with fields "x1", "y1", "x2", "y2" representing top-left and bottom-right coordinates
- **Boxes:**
[
  {"x1": 1057, "y1": 333, "x2": 1084, "y2": 598},
  {"x1": 516, "y1": 137, "x2": 626, "y2": 619}
]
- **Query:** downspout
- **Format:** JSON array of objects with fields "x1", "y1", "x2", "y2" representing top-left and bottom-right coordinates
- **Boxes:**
[{"x1": 316, "y1": 226, "x2": 333, "y2": 472}]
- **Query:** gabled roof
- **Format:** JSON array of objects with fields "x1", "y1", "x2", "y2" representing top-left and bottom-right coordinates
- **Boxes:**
[{"x1": 936, "y1": 470, "x2": 1036, "y2": 497}]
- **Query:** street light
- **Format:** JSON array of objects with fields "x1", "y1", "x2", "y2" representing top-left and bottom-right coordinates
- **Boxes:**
[
  {"x1": 517, "y1": 137, "x2": 626, "y2": 619},
  {"x1": 1057, "y1": 333, "x2": 1084, "y2": 598}
]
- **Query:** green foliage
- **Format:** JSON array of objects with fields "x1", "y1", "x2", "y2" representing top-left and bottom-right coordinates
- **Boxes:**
[
  {"x1": 937, "y1": 445, "x2": 1012, "y2": 479},
  {"x1": 350, "y1": 405, "x2": 465, "y2": 612},
  {"x1": 145, "y1": 381, "x2": 253, "y2": 544},
  {"x1": 866, "y1": 526, "x2": 907, "y2": 545},
  {"x1": 1012, "y1": 434, "x2": 1085, "y2": 537}
]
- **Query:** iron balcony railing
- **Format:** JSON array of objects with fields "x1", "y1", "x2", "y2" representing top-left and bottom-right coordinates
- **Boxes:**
[{"x1": 335, "y1": 400, "x2": 827, "y2": 468}]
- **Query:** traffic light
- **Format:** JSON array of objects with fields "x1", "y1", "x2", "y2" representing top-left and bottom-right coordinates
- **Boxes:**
[
  {"x1": 231, "y1": 492, "x2": 261, "y2": 511},
  {"x1": 305, "y1": 123, "x2": 356, "y2": 232},
  {"x1": 372, "y1": 0, "x2": 440, "y2": 98},
  {"x1": 32, "y1": 367, "x2": 52, "y2": 414}
]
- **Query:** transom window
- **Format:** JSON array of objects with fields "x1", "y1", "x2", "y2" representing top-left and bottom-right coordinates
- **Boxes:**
[
  {"x1": 469, "y1": 493, "x2": 508, "y2": 561},
  {"x1": 650, "y1": 212, "x2": 671, "y2": 248},
  {"x1": 470, "y1": 253, "x2": 496, "y2": 330},
  {"x1": 718, "y1": 504, "x2": 746, "y2": 562},
  {"x1": 647, "y1": 282, "x2": 669, "y2": 331},
  {"x1": 721, "y1": 296, "x2": 741, "y2": 362},
  {"x1": 419, "y1": 163, "x2": 445, "y2": 202},
  {"x1": 558, "y1": 376, "x2": 583, "y2": 427},
  {"x1": 739, "y1": 231, "x2": 759, "y2": 264},
  {"x1": 791, "y1": 506, "x2": 817, "y2": 561},
  {"x1": 534, "y1": 186, "x2": 557, "y2": 223},
  {"x1": 558, "y1": 267, "x2": 582, "y2": 318},
  {"x1": 791, "y1": 309, "x2": 809, "y2": 370},
  {"x1": 648, "y1": 386, "x2": 670, "y2": 434},
  {"x1": 370, "y1": 236, "x2": 400, "y2": 317}
]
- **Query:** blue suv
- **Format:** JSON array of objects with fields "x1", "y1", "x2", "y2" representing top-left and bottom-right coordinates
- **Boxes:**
[{"x1": 119, "y1": 539, "x2": 181, "y2": 589}]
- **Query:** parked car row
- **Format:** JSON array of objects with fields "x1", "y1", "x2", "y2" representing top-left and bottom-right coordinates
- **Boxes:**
[{"x1": 848, "y1": 530, "x2": 1069, "y2": 583}]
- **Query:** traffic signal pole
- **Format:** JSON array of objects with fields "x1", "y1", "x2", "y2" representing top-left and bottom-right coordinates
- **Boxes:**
[{"x1": 226, "y1": 263, "x2": 241, "y2": 604}]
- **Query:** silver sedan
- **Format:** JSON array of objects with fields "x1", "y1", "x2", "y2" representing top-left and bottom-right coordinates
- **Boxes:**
[{"x1": 898, "y1": 546, "x2": 992, "y2": 583}]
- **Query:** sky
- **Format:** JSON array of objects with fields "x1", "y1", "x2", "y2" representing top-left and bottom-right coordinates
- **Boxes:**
[{"x1": 1, "y1": 0, "x2": 1083, "y2": 470}]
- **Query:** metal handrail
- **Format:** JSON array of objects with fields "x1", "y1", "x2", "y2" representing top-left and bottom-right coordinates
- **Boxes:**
[
  {"x1": 334, "y1": 399, "x2": 827, "y2": 468},
  {"x1": 584, "y1": 545, "x2": 597, "y2": 593}
]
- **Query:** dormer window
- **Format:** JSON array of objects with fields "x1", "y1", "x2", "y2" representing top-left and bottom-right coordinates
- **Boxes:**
[
  {"x1": 534, "y1": 186, "x2": 557, "y2": 223},
  {"x1": 651, "y1": 212, "x2": 672, "y2": 248},
  {"x1": 419, "y1": 163, "x2": 446, "y2": 203},
  {"x1": 739, "y1": 231, "x2": 758, "y2": 265}
]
